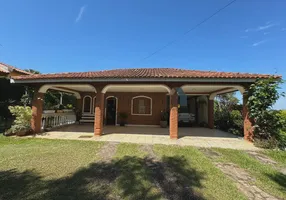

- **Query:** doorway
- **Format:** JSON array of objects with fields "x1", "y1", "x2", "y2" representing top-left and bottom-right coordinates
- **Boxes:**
[
  {"x1": 105, "y1": 97, "x2": 117, "y2": 125},
  {"x1": 83, "y1": 96, "x2": 92, "y2": 113}
]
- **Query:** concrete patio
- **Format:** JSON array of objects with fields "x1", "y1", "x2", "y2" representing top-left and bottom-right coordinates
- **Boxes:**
[{"x1": 31, "y1": 124, "x2": 258, "y2": 150}]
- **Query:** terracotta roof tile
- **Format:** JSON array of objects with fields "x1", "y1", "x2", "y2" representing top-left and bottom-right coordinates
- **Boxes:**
[
  {"x1": 0, "y1": 63, "x2": 10, "y2": 74},
  {"x1": 13, "y1": 68, "x2": 280, "y2": 80},
  {"x1": 0, "y1": 62, "x2": 32, "y2": 75}
]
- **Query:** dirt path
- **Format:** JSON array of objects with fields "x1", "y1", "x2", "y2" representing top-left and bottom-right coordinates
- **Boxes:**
[
  {"x1": 140, "y1": 144, "x2": 204, "y2": 199},
  {"x1": 140, "y1": 144, "x2": 158, "y2": 160},
  {"x1": 216, "y1": 163, "x2": 279, "y2": 200},
  {"x1": 201, "y1": 148, "x2": 280, "y2": 200},
  {"x1": 247, "y1": 151, "x2": 286, "y2": 175},
  {"x1": 96, "y1": 142, "x2": 119, "y2": 162}
]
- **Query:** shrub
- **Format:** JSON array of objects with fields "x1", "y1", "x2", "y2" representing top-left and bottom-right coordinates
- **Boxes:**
[
  {"x1": 248, "y1": 78, "x2": 285, "y2": 149},
  {"x1": 277, "y1": 110, "x2": 286, "y2": 149},
  {"x1": 6, "y1": 106, "x2": 32, "y2": 135},
  {"x1": 253, "y1": 137, "x2": 279, "y2": 149},
  {"x1": 160, "y1": 110, "x2": 168, "y2": 121},
  {"x1": 214, "y1": 108, "x2": 243, "y2": 136},
  {"x1": 228, "y1": 110, "x2": 243, "y2": 136},
  {"x1": 118, "y1": 112, "x2": 128, "y2": 126},
  {"x1": 66, "y1": 104, "x2": 73, "y2": 109}
]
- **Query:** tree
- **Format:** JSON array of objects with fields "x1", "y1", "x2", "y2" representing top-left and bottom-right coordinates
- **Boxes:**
[
  {"x1": 215, "y1": 92, "x2": 239, "y2": 112},
  {"x1": 247, "y1": 77, "x2": 285, "y2": 148},
  {"x1": 214, "y1": 92, "x2": 243, "y2": 136},
  {"x1": 24, "y1": 69, "x2": 40, "y2": 74}
]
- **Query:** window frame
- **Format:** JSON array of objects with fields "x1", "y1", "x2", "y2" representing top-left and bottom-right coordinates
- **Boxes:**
[{"x1": 131, "y1": 95, "x2": 152, "y2": 116}]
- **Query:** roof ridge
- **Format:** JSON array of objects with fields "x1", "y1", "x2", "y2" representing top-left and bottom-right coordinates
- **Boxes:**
[
  {"x1": 13, "y1": 67, "x2": 281, "y2": 81},
  {"x1": 0, "y1": 62, "x2": 32, "y2": 75}
]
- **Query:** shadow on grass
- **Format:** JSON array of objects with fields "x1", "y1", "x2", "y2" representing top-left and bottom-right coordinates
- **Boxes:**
[
  {"x1": 266, "y1": 172, "x2": 286, "y2": 192},
  {"x1": 0, "y1": 156, "x2": 205, "y2": 200}
]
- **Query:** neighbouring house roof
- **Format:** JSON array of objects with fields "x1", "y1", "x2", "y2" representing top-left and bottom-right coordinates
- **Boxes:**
[
  {"x1": 12, "y1": 68, "x2": 280, "y2": 82},
  {"x1": 0, "y1": 62, "x2": 32, "y2": 75}
]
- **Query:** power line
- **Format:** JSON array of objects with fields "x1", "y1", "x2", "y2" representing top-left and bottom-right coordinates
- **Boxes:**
[{"x1": 140, "y1": 0, "x2": 237, "y2": 62}]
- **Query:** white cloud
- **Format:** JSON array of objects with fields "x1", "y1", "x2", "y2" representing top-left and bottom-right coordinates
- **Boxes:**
[
  {"x1": 263, "y1": 32, "x2": 269, "y2": 35},
  {"x1": 245, "y1": 22, "x2": 278, "y2": 32},
  {"x1": 257, "y1": 23, "x2": 276, "y2": 31},
  {"x1": 75, "y1": 5, "x2": 86, "y2": 23},
  {"x1": 252, "y1": 40, "x2": 267, "y2": 47}
]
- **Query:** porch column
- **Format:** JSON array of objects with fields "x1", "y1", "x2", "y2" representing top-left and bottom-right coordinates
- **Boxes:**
[
  {"x1": 169, "y1": 91, "x2": 178, "y2": 139},
  {"x1": 31, "y1": 92, "x2": 44, "y2": 133},
  {"x1": 94, "y1": 92, "x2": 104, "y2": 136},
  {"x1": 208, "y1": 99, "x2": 214, "y2": 129},
  {"x1": 243, "y1": 93, "x2": 254, "y2": 142}
]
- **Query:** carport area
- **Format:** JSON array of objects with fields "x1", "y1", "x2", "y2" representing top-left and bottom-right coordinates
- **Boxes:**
[{"x1": 33, "y1": 124, "x2": 258, "y2": 150}]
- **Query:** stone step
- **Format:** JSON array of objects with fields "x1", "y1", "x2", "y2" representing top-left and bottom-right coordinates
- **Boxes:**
[
  {"x1": 82, "y1": 116, "x2": 94, "y2": 119},
  {"x1": 82, "y1": 113, "x2": 95, "y2": 116},
  {"x1": 80, "y1": 119, "x2": 94, "y2": 123}
]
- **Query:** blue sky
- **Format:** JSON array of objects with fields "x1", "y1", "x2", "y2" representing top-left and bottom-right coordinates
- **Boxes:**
[{"x1": 0, "y1": 0, "x2": 285, "y2": 108}]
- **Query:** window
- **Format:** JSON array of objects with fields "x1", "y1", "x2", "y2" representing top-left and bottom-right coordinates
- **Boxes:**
[
  {"x1": 131, "y1": 96, "x2": 152, "y2": 115},
  {"x1": 138, "y1": 99, "x2": 145, "y2": 114}
]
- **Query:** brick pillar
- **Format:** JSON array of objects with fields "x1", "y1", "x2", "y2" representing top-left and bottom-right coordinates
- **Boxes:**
[
  {"x1": 31, "y1": 92, "x2": 44, "y2": 133},
  {"x1": 208, "y1": 99, "x2": 214, "y2": 129},
  {"x1": 94, "y1": 92, "x2": 104, "y2": 136},
  {"x1": 243, "y1": 93, "x2": 254, "y2": 142},
  {"x1": 169, "y1": 92, "x2": 178, "y2": 139}
]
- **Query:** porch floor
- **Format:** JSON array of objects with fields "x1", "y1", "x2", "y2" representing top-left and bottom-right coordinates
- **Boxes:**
[{"x1": 34, "y1": 124, "x2": 258, "y2": 150}]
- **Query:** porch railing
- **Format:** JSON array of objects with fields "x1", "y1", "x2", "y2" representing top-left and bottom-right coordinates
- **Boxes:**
[{"x1": 41, "y1": 112, "x2": 76, "y2": 130}]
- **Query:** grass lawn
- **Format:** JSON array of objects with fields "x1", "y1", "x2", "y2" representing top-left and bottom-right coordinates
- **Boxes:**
[
  {"x1": 212, "y1": 148, "x2": 286, "y2": 199},
  {"x1": 263, "y1": 150, "x2": 286, "y2": 166},
  {"x1": 153, "y1": 145, "x2": 246, "y2": 200},
  {"x1": 0, "y1": 135, "x2": 284, "y2": 199}
]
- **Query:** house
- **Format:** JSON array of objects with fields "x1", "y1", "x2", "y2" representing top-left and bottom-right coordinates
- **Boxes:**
[
  {"x1": 0, "y1": 62, "x2": 32, "y2": 131},
  {"x1": 0, "y1": 62, "x2": 32, "y2": 78},
  {"x1": 11, "y1": 68, "x2": 280, "y2": 141},
  {"x1": 0, "y1": 62, "x2": 32, "y2": 102}
]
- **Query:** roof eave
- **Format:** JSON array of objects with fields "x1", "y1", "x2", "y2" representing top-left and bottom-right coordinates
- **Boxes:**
[{"x1": 11, "y1": 77, "x2": 260, "y2": 84}]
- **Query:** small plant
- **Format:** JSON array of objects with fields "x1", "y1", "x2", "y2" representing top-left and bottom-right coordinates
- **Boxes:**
[
  {"x1": 160, "y1": 110, "x2": 168, "y2": 121},
  {"x1": 160, "y1": 110, "x2": 168, "y2": 128},
  {"x1": 66, "y1": 104, "x2": 73, "y2": 109},
  {"x1": 20, "y1": 93, "x2": 31, "y2": 106},
  {"x1": 6, "y1": 106, "x2": 32, "y2": 136},
  {"x1": 118, "y1": 112, "x2": 128, "y2": 126},
  {"x1": 75, "y1": 109, "x2": 82, "y2": 124}
]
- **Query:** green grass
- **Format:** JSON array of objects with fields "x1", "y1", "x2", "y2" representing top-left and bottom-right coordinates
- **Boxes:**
[
  {"x1": 213, "y1": 148, "x2": 286, "y2": 199},
  {"x1": 114, "y1": 143, "x2": 147, "y2": 158},
  {"x1": 112, "y1": 143, "x2": 162, "y2": 199},
  {"x1": 153, "y1": 145, "x2": 247, "y2": 200},
  {"x1": 263, "y1": 150, "x2": 286, "y2": 166},
  {"x1": 4, "y1": 135, "x2": 285, "y2": 199},
  {"x1": 0, "y1": 135, "x2": 104, "y2": 179}
]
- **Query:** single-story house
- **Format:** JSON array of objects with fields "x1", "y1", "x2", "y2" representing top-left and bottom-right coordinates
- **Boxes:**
[
  {"x1": 11, "y1": 68, "x2": 280, "y2": 141},
  {"x1": 0, "y1": 62, "x2": 32, "y2": 78},
  {"x1": 0, "y1": 62, "x2": 32, "y2": 101},
  {"x1": 0, "y1": 62, "x2": 32, "y2": 131}
]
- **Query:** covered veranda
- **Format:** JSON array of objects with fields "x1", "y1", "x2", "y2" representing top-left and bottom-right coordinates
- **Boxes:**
[
  {"x1": 26, "y1": 82, "x2": 251, "y2": 139},
  {"x1": 11, "y1": 67, "x2": 272, "y2": 143}
]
